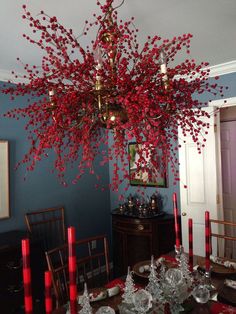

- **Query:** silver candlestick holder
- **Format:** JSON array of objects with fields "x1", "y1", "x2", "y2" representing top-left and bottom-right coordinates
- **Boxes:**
[
  {"x1": 204, "y1": 267, "x2": 216, "y2": 291},
  {"x1": 175, "y1": 244, "x2": 183, "y2": 262}
]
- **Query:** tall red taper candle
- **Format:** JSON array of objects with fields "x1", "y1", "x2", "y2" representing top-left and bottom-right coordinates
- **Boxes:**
[
  {"x1": 173, "y1": 192, "x2": 181, "y2": 248},
  {"x1": 45, "y1": 271, "x2": 52, "y2": 314},
  {"x1": 188, "y1": 219, "x2": 193, "y2": 272},
  {"x1": 21, "y1": 238, "x2": 33, "y2": 314},
  {"x1": 68, "y1": 227, "x2": 77, "y2": 314},
  {"x1": 205, "y1": 211, "x2": 210, "y2": 272}
]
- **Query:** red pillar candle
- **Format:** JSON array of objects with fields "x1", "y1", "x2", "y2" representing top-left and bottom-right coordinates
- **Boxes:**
[
  {"x1": 188, "y1": 218, "x2": 193, "y2": 272},
  {"x1": 173, "y1": 192, "x2": 181, "y2": 248},
  {"x1": 45, "y1": 271, "x2": 52, "y2": 314},
  {"x1": 68, "y1": 227, "x2": 77, "y2": 314},
  {"x1": 21, "y1": 238, "x2": 33, "y2": 314},
  {"x1": 205, "y1": 211, "x2": 210, "y2": 272}
]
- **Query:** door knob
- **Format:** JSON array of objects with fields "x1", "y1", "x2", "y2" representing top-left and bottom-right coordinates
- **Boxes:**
[{"x1": 182, "y1": 212, "x2": 187, "y2": 216}]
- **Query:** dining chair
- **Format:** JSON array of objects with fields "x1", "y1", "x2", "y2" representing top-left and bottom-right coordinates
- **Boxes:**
[
  {"x1": 45, "y1": 243, "x2": 69, "y2": 307},
  {"x1": 45, "y1": 234, "x2": 111, "y2": 308},
  {"x1": 76, "y1": 234, "x2": 111, "y2": 289},
  {"x1": 25, "y1": 205, "x2": 66, "y2": 251},
  {"x1": 210, "y1": 219, "x2": 236, "y2": 259}
]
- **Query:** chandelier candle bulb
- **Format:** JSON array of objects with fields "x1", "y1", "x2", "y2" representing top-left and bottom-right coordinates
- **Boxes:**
[
  {"x1": 21, "y1": 238, "x2": 33, "y2": 314},
  {"x1": 68, "y1": 227, "x2": 77, "y2": 314},
  {"x1": 205, "y1": 211, "x2": 210, "y2": 272},
  {"x1": 159, "y1": 50, "x2": 167, "y2": 69},
  {"x1": 160, "y1": 62, "x2": 167, "y2": 75},
  {"x1": 173, "y1": 192, "x2": 181, "y2": 248},
  {"x1": 45, "y1": 271, "x2": 52, "y2": 314},
  {"x1": 48, "y1": 89, "x2": 56, "y2": 106},
  {"x1": 94, "y1": 46, "x2": 103, "y2": 81},
  {"x1": 159, "y1": 49, "x2": 168, "y2": 87},
  {"x1": 48, "y1": 90, "x2": 55, "y2": 97},
  {"x1": 188, "y1": 218, "x2": 193, "y2": 272},
  {"x1": 94, "y1": 46, "x2": 103, "y2": 70}
]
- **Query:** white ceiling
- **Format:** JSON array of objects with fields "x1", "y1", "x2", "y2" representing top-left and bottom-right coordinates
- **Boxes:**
[{"x1": 1, "y1": 0, "x2": 236, "y2": 76}]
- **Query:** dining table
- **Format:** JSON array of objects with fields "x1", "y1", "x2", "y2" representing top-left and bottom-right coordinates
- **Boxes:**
[{"x1": 52, "y1": 254, "x2": 236, "y2": 314}]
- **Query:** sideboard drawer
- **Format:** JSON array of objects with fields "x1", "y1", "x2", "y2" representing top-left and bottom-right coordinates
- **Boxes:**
[
  {"x1": 0, "y1": 251, "x2": 22, "y2": 291},
  {"x1": 112, "y1": 218, "x2": 151, "y2": 233}
]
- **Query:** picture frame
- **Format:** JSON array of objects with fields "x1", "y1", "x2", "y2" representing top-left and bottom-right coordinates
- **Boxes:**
[
  {"x1": 128, "y1": 142, "x2": 168, "y2": 187},
  {"x1": 0, "y1": 141, "x2": 10, "y2": 219}
]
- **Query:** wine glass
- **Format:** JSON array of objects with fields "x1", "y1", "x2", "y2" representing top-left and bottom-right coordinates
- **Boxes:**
[{"x1": 132, "y1": 289, "x2": 152, "y2": 314}]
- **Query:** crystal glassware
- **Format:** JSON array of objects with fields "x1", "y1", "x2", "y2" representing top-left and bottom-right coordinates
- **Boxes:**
[
  {"x1": 162, "y1": 267, "x2": 189, "y2": 309},
  {"x1": 132, "y1": 289, "x2": 152, "y2": 314},
  {"x1": 165, "y1": 268, "x2": 183, "y2": 286},
  {"x1": 204, "y1": 268, "x2": 216, "y2": 291},
  {"x1": 192, "y1": 285, "x2": 210, "y2": 304},
  {"x1": 175, "y1": 244, "x2": 183, "y2": 262}
]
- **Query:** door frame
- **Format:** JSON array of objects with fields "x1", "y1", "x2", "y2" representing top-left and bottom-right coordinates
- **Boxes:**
[{"x1": 208, "y1": 97, "x2": 236, "y2": 221}]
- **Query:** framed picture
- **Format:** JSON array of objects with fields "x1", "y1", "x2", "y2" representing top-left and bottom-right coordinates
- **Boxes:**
[
  {"x1": 128, "y1": 142, "x2": 167, "y2": 187},
  {"x1": 0, "y1": 141, "x2": 10, "y2": 219}
]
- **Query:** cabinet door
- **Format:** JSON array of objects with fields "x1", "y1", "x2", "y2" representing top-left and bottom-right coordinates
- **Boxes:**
[
  {"x1": 126, "y1": 233, "x2": 151, "y2": 267},
  {"x1": 155, "y1": 221, "x2": 176, "y2": 255},
  {"x1": 112, "y1": 229, "x2": 125, "y2": 277},
  {"x1": 0, "y1": 249, "x2": 24, "y2": 313}
]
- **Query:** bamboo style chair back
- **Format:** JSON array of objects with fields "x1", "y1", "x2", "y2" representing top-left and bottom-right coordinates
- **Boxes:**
[
  {"x1": 210, "y1": 219, "x2": 236, "y2": 259},
  {"x1": 45, "y1": 234, "x2": 110, "y2": 308},
  {"x1": 25, "y1": 206, "x2": 66, "y2": 251}
]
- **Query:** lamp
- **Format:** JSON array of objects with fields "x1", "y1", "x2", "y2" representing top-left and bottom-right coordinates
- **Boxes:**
[{"x1": 2, "y1": 0, "x2": 224, "y2": 194}]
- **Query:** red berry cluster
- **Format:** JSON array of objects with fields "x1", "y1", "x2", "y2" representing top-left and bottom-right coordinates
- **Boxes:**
[{"x1": 1, "y1": 1, "x2": 225, "y2": 196}]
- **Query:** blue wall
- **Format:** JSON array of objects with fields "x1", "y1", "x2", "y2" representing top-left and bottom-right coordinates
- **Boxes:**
[
  {"x1": 0, "y1": 82, "x2": 111, "y2": 240},
  {"x1": 109, "y1": 71, "x2": 236, "y2": 212},
  {"x1": 198, "y1": 72, "x2": 236, "y2": 103}
]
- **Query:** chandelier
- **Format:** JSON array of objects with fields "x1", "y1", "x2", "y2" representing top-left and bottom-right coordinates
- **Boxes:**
[{"x1": 2, "y1": 0, "x2": 224, "y2": 196}]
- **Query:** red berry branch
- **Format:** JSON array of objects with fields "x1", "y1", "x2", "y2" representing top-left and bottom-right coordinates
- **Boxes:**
[{"x1": 1, "y1": 1, "x2": 225, "y2": 195}]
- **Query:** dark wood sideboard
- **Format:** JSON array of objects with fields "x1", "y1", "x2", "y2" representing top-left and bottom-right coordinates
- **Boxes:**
[
  {"x1": 112, "y1": 212, "x2": 179, "y2": 276},
  {"x1": 0, "y1": 230, "x2": 45, "y2": 313}
]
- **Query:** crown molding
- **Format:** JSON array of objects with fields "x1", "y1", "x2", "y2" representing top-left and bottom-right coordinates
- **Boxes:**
[
  {"x1": 0, "y1": 69, "x2": 14, "y2": 82},
  {"x1": 209, "y1": 96, "x2": 236, "y2": 108},
  {"x1": 0, "y1": 60, "x2": 236, "y2": 84},
  {"x1": 208, "y1": 60, "x2": 236, "y2": 77},
  {"x1": 0, "y1": 69, "x2": 28, "y2": 83}
]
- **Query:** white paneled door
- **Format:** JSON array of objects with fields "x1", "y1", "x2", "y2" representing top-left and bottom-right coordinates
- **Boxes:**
[{"x1": 178, "y1": 107, "x2": 221, "y2": 257}]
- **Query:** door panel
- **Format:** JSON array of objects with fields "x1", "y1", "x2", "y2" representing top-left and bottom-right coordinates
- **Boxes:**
[{"x1": 179, "y1": 107, "x2": 221, "y2": 256}]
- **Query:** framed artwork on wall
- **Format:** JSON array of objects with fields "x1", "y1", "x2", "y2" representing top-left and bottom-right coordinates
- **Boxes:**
[
  {"x1": 128, "y1": 142, "x2": 168, "y2": 187},
  {"x1": 0, "y1": 141, "x2": 10, "y2": 219}
]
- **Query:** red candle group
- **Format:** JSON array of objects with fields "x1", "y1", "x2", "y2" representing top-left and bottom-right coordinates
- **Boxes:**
[
  {"x1": 205, "y1": 211, "x2": 211, "y2": 272},
  {"x1": 68, "y1": 227, "x2": 77, "y2": 314},
  {"x1": 21, "y1": 238, "x2": 33, "y2": 314},
  {"x1": 188, "y1": 218, "x2": 193, "y2": 271},
  {"x1": 173, "y1": 192, "x2": 181, "y2": 248},
  {"x1": 45, "y1": 271, "x2": 52, "y2": 314}
]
